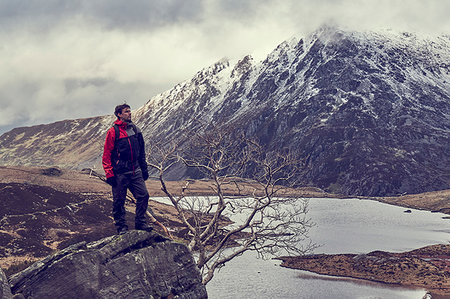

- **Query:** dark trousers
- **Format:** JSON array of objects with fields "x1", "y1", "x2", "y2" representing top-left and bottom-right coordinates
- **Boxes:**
[{"x1": 112, "y1": 169, "x2": 149, "y2": 229}]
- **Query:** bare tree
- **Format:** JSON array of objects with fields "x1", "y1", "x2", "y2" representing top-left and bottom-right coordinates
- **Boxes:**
[{"x1": 148, "y1": 128, "x2": 316, "y2": 285}]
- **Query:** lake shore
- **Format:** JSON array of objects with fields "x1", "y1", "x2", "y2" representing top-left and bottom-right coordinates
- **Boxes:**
[
  {"x1": 1, "y1": 165, "x2": 449, "y2": 215},
  {"x1": 277, "y1": 244, "x2": 450, "y2": 298}
]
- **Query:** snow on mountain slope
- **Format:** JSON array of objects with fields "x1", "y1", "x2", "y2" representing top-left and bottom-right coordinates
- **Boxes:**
[{"x1": 1, "y1": 27, "x2": 448, "y2": 196}]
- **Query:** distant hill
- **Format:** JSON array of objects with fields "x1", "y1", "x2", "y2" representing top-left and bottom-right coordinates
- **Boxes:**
[{"x1": 1, "y1": 27, "x2": 449, "y2": 196}]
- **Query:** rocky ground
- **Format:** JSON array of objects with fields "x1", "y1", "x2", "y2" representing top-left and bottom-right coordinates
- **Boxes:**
[
  {"x1": 0, "y1": 165, "x2": 449, "y2": 295},
  {"x1": 278, "y1": 244, "x2": 450, "y2": 298},
  {"x1": 0, "y1": 166, "x2": 186, "y2": 275},
  {"x1": 7, "y1": 230, "x2": 207, "y2": 299}
]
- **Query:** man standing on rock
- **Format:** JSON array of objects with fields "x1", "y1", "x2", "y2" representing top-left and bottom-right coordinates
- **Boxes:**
[{"x1": 102, "y1": 103, "x2": 153, "y2": 235}]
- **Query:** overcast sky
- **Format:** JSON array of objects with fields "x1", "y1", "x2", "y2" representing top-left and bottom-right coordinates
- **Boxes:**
[{"x1": 0, "y1": 0, "x2": 448, "y2": 134}]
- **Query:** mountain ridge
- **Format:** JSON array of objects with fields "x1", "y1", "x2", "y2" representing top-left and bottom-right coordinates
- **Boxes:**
[{"x1": 1, "y1": 27, "x2": 449, "y2": 196}]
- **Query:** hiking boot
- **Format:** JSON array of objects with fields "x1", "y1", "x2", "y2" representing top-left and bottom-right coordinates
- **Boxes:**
[
  {"x1": 135, "y1": 223, "x2": 153, "y2": 232},
  {"x1": 117, "y1": 225, "x2": 129, "y2": 235}
]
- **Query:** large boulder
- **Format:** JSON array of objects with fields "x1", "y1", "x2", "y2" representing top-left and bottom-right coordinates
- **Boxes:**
[
  {"x1": 0, "y1": 267, "x2": 13, "y2": 299},
  {"x1": 9, "y1": 230, "x2": 207, "y2": 299}
]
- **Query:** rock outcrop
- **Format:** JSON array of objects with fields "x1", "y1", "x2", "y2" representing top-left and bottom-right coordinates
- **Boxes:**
[
  {"x1": 0, "y1": 267, "x2": 12, "y2": 299},
  {"x1": 8, "y1": 230, "x2": 207, "y2": 299}
]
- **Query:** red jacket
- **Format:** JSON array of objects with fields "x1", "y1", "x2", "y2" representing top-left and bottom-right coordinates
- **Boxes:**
[{"x1": 102, "y1": 120, "x2": 148, "y2": 179}]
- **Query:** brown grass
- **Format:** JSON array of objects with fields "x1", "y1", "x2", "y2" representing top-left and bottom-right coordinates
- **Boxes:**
[{"x1": 1, "y1": 165, "x2": 449, "y2": 215}]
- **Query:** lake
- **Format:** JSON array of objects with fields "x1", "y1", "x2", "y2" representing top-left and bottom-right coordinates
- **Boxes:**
[{"x1": 203, "y1": 197, "x2": 449, "y2": 299}]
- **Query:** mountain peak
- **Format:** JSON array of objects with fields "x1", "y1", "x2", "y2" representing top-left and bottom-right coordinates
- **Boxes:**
[
  {"x1": 1, "y1": 28, "x2": 448, "y2": 196},
  {"x1": 195, "y1": 57, "x2": 230, "y2": 79},
  {"x1": 231, "y1": 55, "x2": 254, "y2": 78}
]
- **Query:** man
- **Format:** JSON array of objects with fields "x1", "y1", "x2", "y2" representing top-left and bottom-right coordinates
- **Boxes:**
[{"x1": 102, "y1": 103, "x2": 153, "y2": 235}]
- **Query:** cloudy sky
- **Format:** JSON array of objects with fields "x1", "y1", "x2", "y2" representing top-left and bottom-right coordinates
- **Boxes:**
[{"x1": 0, "y1": 0, "x2": 448, "y2": 134}]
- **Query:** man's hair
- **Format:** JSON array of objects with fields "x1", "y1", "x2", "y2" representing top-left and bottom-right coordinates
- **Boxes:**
[{"x1": 114, "y1": 103, "x2": 130, "y2": 119}]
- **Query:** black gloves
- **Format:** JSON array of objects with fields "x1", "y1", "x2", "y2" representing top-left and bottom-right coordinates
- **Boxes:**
[
  {"x1": 142, "y1": 170, "x2": 149, "y2": 181},
  {"x1": 106, "y1": 176, "x2": 117, "y2": 187}
]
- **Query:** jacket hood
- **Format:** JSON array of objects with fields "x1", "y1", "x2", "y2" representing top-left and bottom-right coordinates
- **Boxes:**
[{"x1": 114, "y1": 119, "x2": 132, "y2": 127}]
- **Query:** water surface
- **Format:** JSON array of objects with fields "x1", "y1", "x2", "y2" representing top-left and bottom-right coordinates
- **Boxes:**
[
  {"x1": 205, "y1": 197, "x2": 449, "y2": 299},
  {"x1": 152, "y1": 196, "x2": 448, "y2": 298}
]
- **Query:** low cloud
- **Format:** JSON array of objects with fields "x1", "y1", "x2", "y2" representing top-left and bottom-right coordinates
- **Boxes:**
[
  {"x1": 0, "y1": 0, "x2": 204, "y2": 33},
  {"x1": 0, "y1": 0, "x2": 448, "y2": 134}
]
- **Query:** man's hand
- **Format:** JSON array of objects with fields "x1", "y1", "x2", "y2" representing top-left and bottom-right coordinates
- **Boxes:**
[
  {"x1": 106, "y1": 176, "x2": 117, "y2": 187},
  {"x1": 142, "y1": 170, "x2": 149, "y2": 181}
]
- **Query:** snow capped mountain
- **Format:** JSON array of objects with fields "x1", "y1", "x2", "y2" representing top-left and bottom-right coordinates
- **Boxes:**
[{"x1": 1, "y1": 27, "x2": 449, "y2": 196}]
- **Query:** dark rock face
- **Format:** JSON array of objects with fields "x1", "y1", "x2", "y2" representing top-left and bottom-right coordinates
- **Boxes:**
[
  {"x1": 139, "y1": 28, "x2": 449, "y2": 196},
  {"x1": 0, "y1": 27, "x2": 448, "y2": 197},
  {"x1": 8, "y1": 231, "x2": 207, "y2": 299},
  {"x1": 0, "y1": 267, "x2": 12, "y2": 299}
]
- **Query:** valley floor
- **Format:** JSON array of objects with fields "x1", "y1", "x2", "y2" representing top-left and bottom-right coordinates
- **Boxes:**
[
  {"x1": 0, "y1": 165, "x2": 449, "y2": 215},
  {"x1": 0, "y1": 165, "x2": 449, "y2": 296}
]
